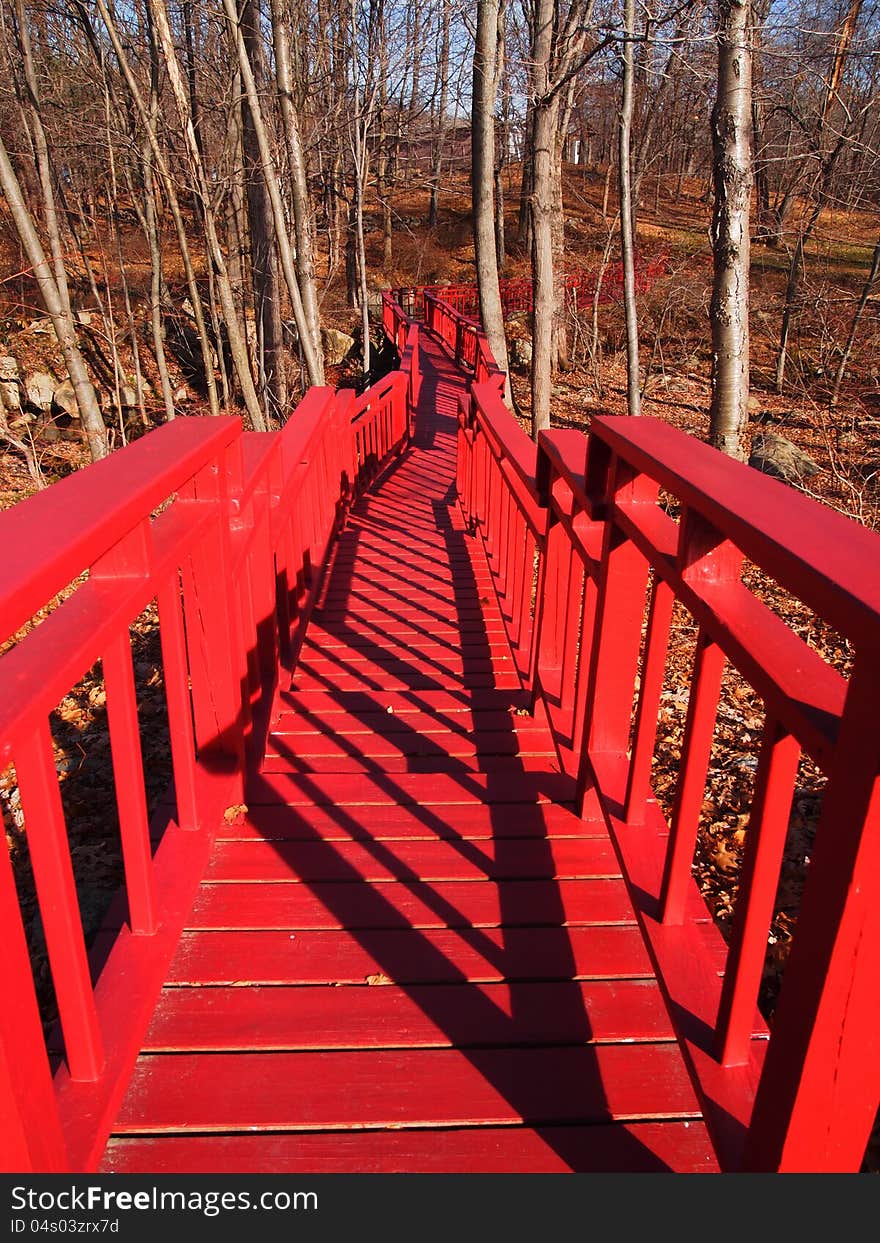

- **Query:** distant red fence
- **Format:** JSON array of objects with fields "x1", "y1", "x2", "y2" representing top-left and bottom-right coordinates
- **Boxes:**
[
  {"x1": 0, "y1": 312, "x2": 420, "y2": 1172},
  {"x1": 417, "y1": 281, "x2": 880, "y2": 1173},
  {"x1": 391, "y1": 254, "x2": 668, "y2": 323}
]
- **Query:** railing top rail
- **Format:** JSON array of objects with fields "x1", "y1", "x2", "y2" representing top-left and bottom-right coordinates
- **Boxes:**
[
  {"x1": 585, "y1": 415, "x2": 880, "y2": 644},
  {"x1": 0, "y1": 417, "x2": 240, "y2": 645}
]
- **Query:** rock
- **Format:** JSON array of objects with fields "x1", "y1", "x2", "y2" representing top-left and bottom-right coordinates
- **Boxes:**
[
  {"x1": 321, "y1": 327, "x2": 355, "y2": 366},
  {"x1": 0, "y1": 356, "x2": 21, "y2": 412},
  {"x1": 747, "y1": 395, "x2": 761, "y2": 415},
  {"x1": 749, "y1": 432, "x2": 821, "y2": 484},
  {"x1": 27, "y1": 318, "x2": 56, "y2": 338},
  {"x1": 173, "y1": 387, "x2": 190, "y2": 404},
  {"x1": 75, "y1": 309, "x2": 93, "y2": 327},
  {"x1": 25, "y1": 371, "x2": 57, "y2": 412},
  {"x1": 53, "y1": 379, "x2": 80, "y2": 420},
  {"x1": 578, "y1": 388, "x2": 596, "y2": 404},
  {"x1": 119, "y1": 385, "x2": 138, "y2": 409},
  {"x1": 509, "y1": 337, "x2": 532, "y2": 369}
]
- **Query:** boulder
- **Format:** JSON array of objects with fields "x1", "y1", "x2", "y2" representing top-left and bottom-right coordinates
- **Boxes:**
[
  {"x1": 25, "y1": 371, "x2": 57, "y2": 413},
  {"x1": 509, "y1": 337, "x2": 532, "y2": 369},
  {"x1": 749, "y1": 432, "x2": 821, "y2": 485},
  {"x1": 321, "y1": 327, "x2": 355, "y2": 366},
  {"x1": 27, "y1": 318, "x2": 56, "y2": 339},
  {"x1": 53, "y1": 378, "x2": 80, "y2": 420},
  {"x1": 0, "y1": 356, "x2": 21, "y2": 412}
]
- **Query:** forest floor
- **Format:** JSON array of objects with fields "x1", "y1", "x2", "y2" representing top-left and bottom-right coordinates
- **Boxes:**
[{"x1": 2, "y1": 163, "x2": 879, "y2": 1169}]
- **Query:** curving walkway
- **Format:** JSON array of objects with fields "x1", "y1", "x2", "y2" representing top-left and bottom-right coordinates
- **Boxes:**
[{"x1": 100, "y1": 332, "x2": 717, "y2": 1173}]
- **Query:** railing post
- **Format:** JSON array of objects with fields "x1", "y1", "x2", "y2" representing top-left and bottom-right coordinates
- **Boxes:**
[
  {"x1": 183, "y1": 444, "x2": 248, "y2": 801},
  {"x1": 0, "y1": 837, "x2": 69, "y2": 1171},
  {"x1": 576, "y1": 444, "x2": 653, "y2": 805},
  {"x1": 743, "y1": 651, "x2": 880, "y2": 1171}
]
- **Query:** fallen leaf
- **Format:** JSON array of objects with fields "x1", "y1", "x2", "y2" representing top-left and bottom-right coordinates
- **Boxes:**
[
  {"x1": 223, "y1": 803, "x2": 249, "y2": 823},
  {"x1": 365, "y1": 972, "x2": 392, "y2": 986}
]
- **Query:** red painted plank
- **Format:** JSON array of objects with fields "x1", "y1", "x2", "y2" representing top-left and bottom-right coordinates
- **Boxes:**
[
  {"x1": 245, "y1": 771, "x2": 576, "y2": 806},
  {"x1": 271, "y1": 708, "x2": 542, "y2": 738},
  {"x1": 289, "y1": 670, "x2": 523, "y2": 692},
  {"x1": 167, "y1": 925, "x2": 655, "y2": 984},
  {"x1": 298, "y1": 652, "x2": 513, "y2": 676},
  {"x1": 101, "y1": 1120, "x2": 719, "y2": 1173},
  {"x1": 205, "y1": 837, "x2": 620, "y2": 882},
  {"x1": 279, "y1": 688, "x2": 532, "y2": 713},
  {"x1": 212, "y1": 800, "x2": 605, "y2": 841},
  {"x1": 188, "y1": 878, "x2": 634, "y2": 929},
  {"x1": 144, "y1": 980, "x2": 674, "y2": 1050},
  {"x1": 114, "y1": 1045, "x2": 702, "y2": 1132},
  {"x1": 260, "y1": 754, "x2": 561, "y2": 774},
  {"x1": 266, "y1": 727, "x2": 554, "y2": 757},
  {"x1": 303, "y1": 635, "x2": 514, "y2": 657}
]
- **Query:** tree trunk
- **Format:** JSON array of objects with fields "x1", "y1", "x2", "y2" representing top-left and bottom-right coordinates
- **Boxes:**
[
  {"x1": 831, "y1": 233, "x2": 880, "y2": 407},
  {"x1": 240, "y1": 0, "x2": 287, "y2": 420},
  {"x1": 0, "y1": 130, "x2": 108, "y2": 460},
  {"x1": 148, "y1": 0, "x2": 266, "y2": 429},
  {"x1": 91, "y1": 0, "x2": 220, "y2": 416},
  {"x1": 472, "y1": 0, "x2": 511, "y2": 394},
  {"x1": 709, "y1": 0, "x2": 752, "y2": 458},
  {"x1": 222, "y1": 0, "x2": 324, "y2": 388},
  {"x1": 619, "y1": 0, "x2": 641, "y2": 415},
  {"x1": 269, "y1": 0, "x2": 324, "y2": 372},
  {"x1": 428, "y1": 0, "x2": 450, "y2": 228}
]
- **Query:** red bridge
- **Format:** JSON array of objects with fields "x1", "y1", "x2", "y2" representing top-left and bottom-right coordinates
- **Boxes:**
[{"x1": 1, "y1": 288, "x2": 878, "y2": 1174}]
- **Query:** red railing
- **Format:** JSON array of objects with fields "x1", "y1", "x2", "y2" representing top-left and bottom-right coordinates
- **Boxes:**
[
  {"x1": 446, "y1": 291, "x2": 880, "y2": 1172},
  {"x1": 0, "y1": 320, "x2": 420, "y2": 1172},
  {"x1": 409, "y1": 254, "x2": 669, "y2": 324}
]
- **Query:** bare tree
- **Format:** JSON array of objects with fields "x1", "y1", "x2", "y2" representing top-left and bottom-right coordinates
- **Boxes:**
[
  {"x1": 472, "y1": 0, "x2": 511, "y2": 392},
  {"x1": 618, "y1": 0, "x2": 641, "y2": 415},
  {"x1": 0, "y1": 130, "x2": 108, "y2": 460},
  {"x1": 708, "y1": 0, "x2": 752, "y2": 458}
]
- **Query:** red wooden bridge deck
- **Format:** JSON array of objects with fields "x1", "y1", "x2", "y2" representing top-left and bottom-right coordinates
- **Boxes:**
[
  {"x1": 2, "y1": 288, "x2": 879, "y2": 1175},
  {"x1": 101, "y1": 333, "x2": 715, "y2": 1174}
]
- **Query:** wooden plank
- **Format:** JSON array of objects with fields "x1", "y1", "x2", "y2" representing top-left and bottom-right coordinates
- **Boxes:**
[
  {"x1": 279, "y1": 688, "x2": 532, "y2": 714},
  {"x1": 289, "y1": 670, "x2": 523, "y2": 693},
  {"x1": 271, "y1": 709, "x2": 544, "y2": 739},
  {"x1": 102, "y1": 1121, "x2": 719, "y2": 1173},
  {"x1": 297, "y1": 652, "x2": 513, "y2": 676},
  {"x1": 302, "y1": 635, "x2": 515, "y2": 657},
  {"x1": 114, "y1": 1044, "x2": 702, "y2": 1132},
  {"x1": 205, "y1": 837, "x2": 620, "y2": 883},
  {"x1": 259, "y1": 754, "x2": 561, "y2": 775},
  {"x1": 212, "y1": 800, "x2": 606, "y2": 841},
  {"x1": 188, "y1": 877, "x2": 635, "y2": 929},
  {"x1": 268, "y1": 725, "x2": 554, "y2": 750},
  {"x1": 144, "y1": 980, "x2": 674, "y2": 1050},
  {"x1": 244, "y1": 771, "x2": 577, "y2": 806},
  {"x1": 167, "y1": 925, "x2": 656, "y2": 984}
]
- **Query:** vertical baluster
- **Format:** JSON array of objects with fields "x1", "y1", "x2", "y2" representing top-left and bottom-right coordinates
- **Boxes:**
[
  {"x1": 745, "y1": 654, "x2": 880, "y2": 1170},
  {"x1": 570, "y1": 571, "x2": 598, "y2": 765},
  {"x1": 624, "y1": 575, "x2": 675, "y2": 823},
  {"x1": 103, "y1": 632, "x2": 158, "y2": 934},
  {"x1": 0, "y1": 827, "x2": 68, "y2": 1170},
  {"x1": 659, "y1": 628, "x2": 726, "y2": 923},
  {"x1": 715, "y1": 718, "x2": 800, "y2": 1065},
  {"x1": 16, "y1": 722, "x2": 104, "y2": 1081},
  {"x1": 157, "y1": 574, "x2": 200, "y2": 831}
]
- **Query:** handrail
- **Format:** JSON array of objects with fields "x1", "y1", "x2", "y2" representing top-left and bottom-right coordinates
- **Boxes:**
[
  {"x1": 448, "y1": 279, "x2": 880, "y2": 1173},
  {"x1": 0, "y1": 307, "x2": 421, "y2": 1172}
]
